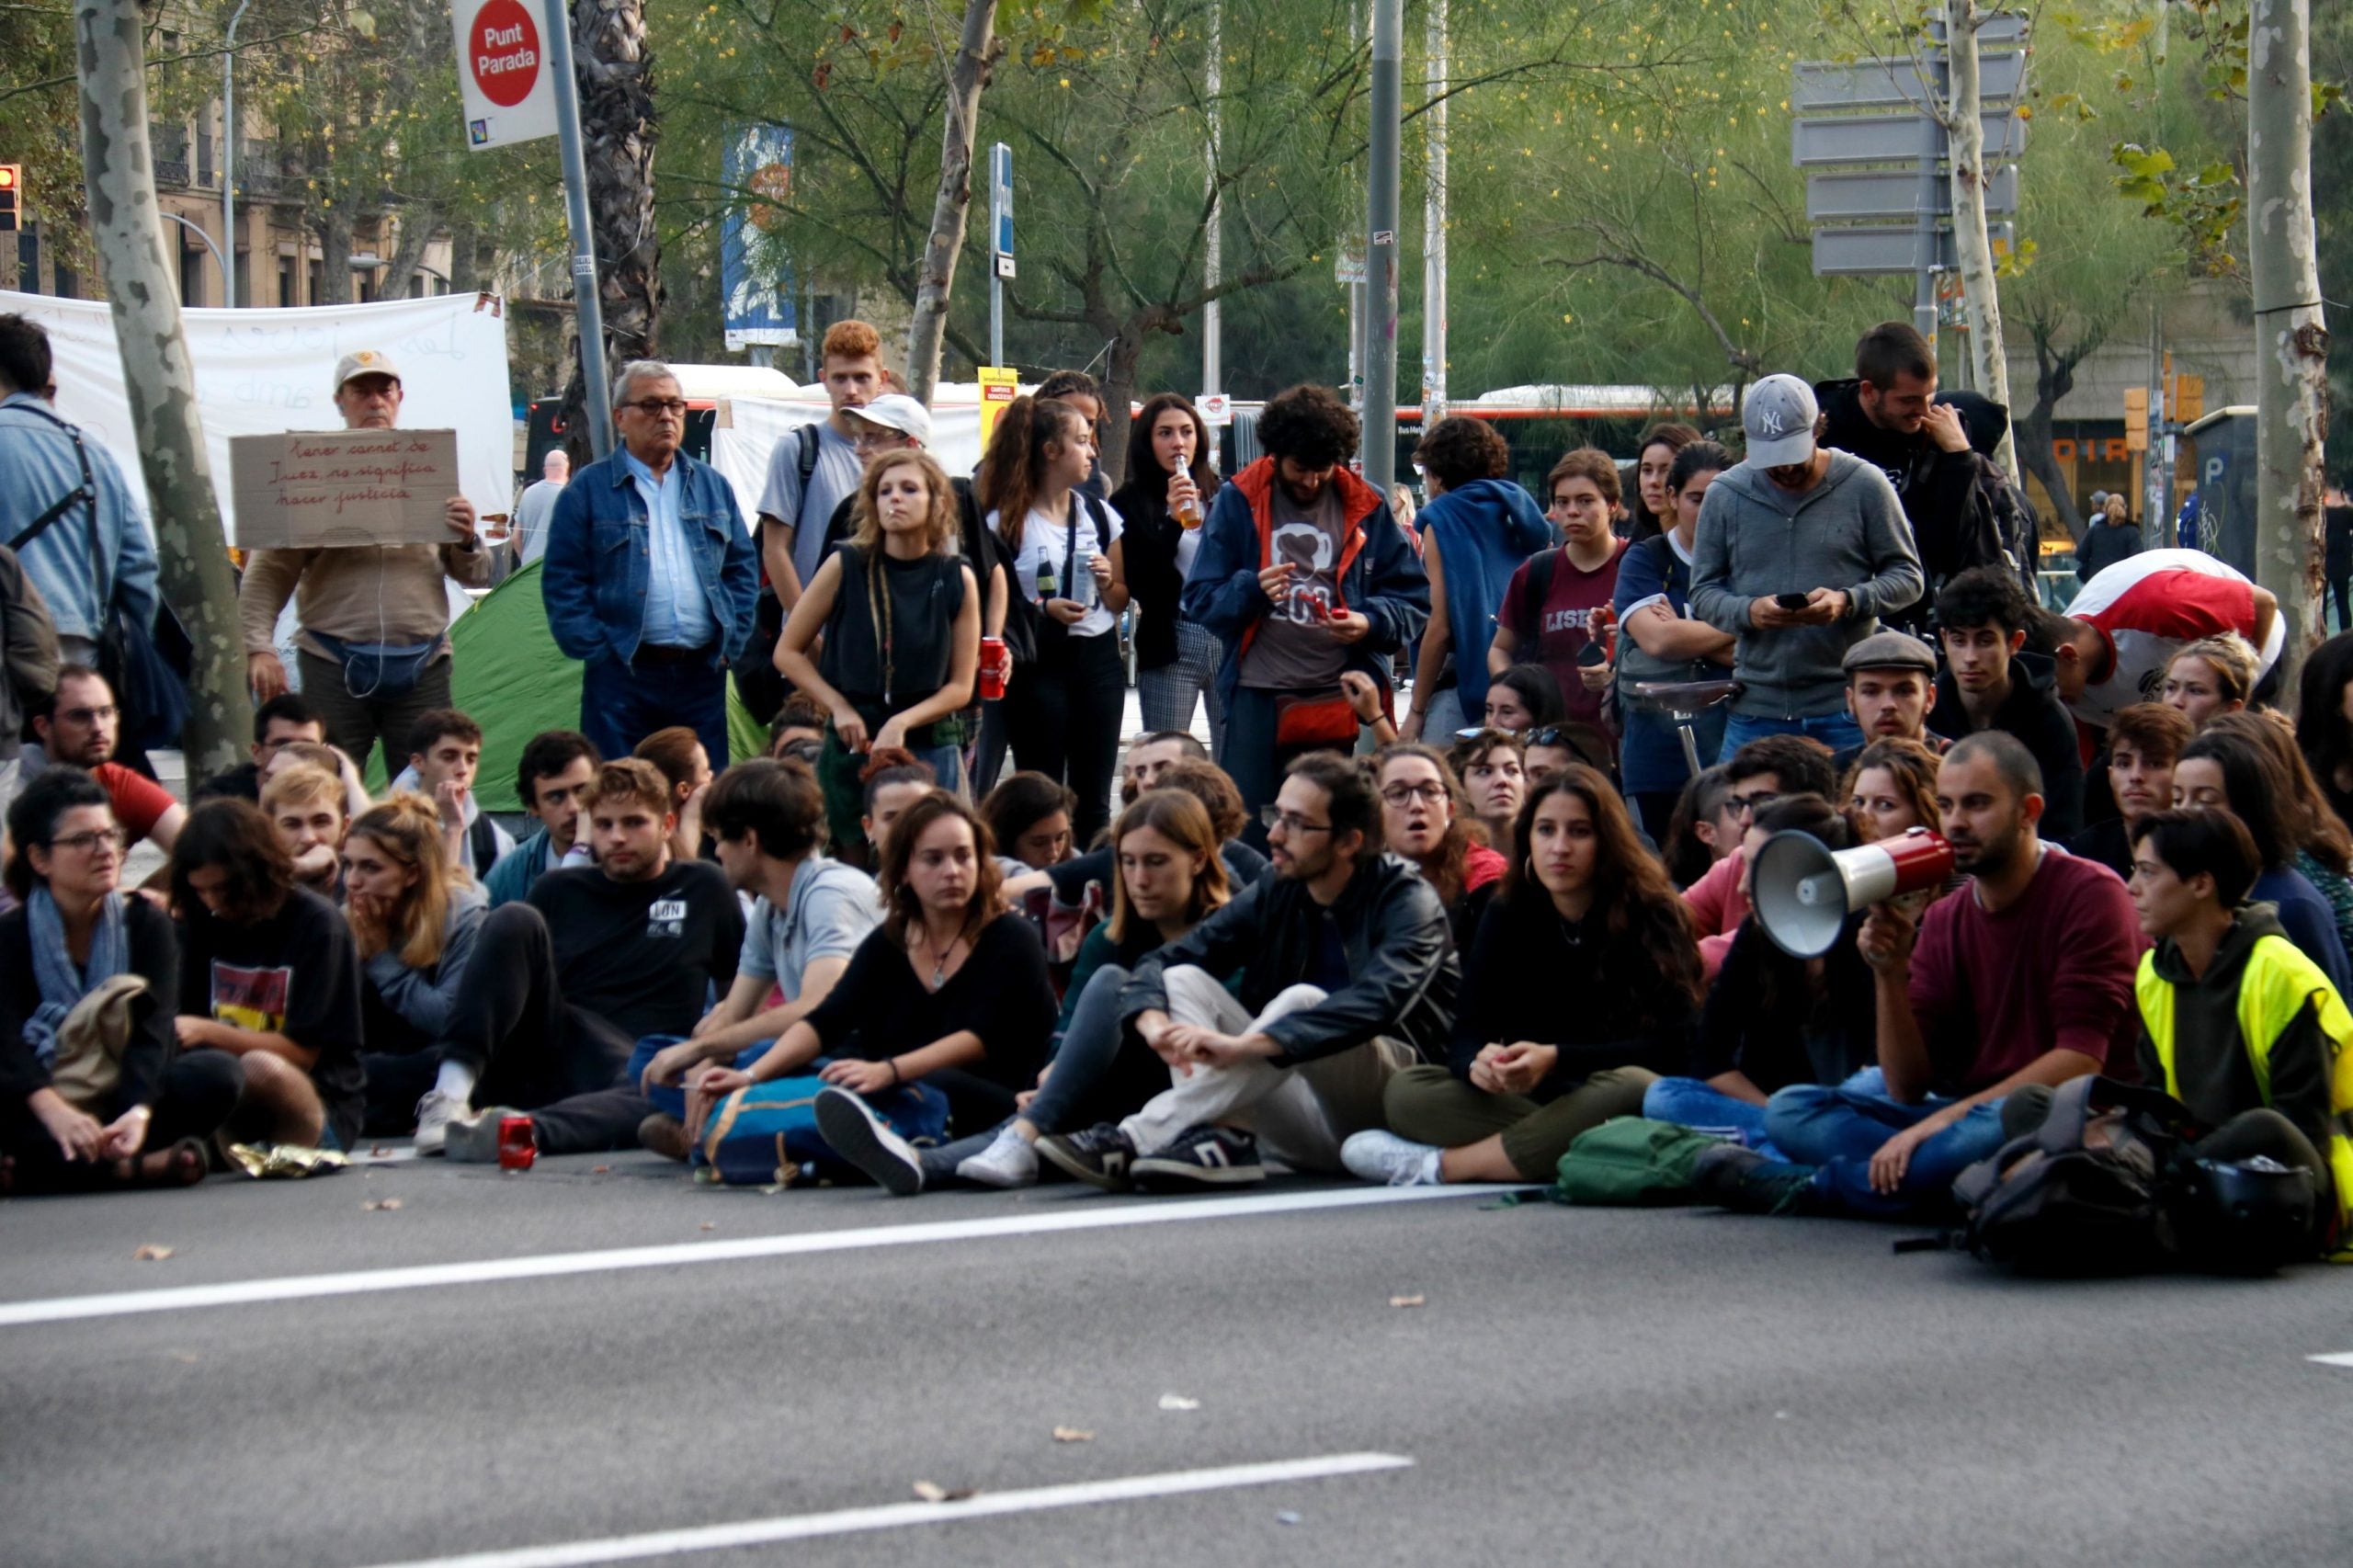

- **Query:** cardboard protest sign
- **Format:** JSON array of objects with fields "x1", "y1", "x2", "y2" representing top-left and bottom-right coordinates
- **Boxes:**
[{"x1": 230, "y1": 427, "x2": 460, "y2": 550}]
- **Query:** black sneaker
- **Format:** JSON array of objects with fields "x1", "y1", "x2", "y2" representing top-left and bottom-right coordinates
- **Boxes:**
[
  {"x1": 1131, "y1": 1124, "x2": 1265, "y2": 1191},
  {"x1": 1036, "y1": 1123, "x2": 1141, "y2": 1192},
  {"x1": 1692, "y1": 1144, "x2": 1822, "y2": 1216},
  {"x1": 813, "y1": 1086, "x2": 924, "y2": 1196}
]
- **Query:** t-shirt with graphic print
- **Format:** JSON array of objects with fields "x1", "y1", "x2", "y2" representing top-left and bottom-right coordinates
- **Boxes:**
[
  {"x1": 177, "y1": 884, "x2": 367, "y2": 1151},
  {"x1": 529, "y1": 860, "x2": 745, "y2": 1041},
  {"x1": 1237, "y1": 480, "x2": 1349, "y2": 692},
  {"x1": 1496, "y1": 538, "x2": 1628, "y2": 731}
]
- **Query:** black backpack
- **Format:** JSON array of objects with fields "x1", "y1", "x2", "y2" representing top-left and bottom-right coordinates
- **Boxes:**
[{"x1": 1949, "y1": 1075, "x2": 2192, "y2": 1277}]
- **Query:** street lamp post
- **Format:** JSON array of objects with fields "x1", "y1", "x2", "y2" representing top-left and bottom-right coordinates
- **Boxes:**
[
  {"x1": 160, "y1": 210, "x2": 229, "y2": 298},
  {"x1": 221, "y1": 0, "x2": 253, "y2": 306}
]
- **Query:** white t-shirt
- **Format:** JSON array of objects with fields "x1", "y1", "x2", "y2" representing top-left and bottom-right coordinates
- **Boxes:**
[
  {"x1": 990, "y1": 496, "x2": 1124, "y2": 639},
  {"x1": 1175, "y1": 518, "x2": 1206, "y2": 579}
]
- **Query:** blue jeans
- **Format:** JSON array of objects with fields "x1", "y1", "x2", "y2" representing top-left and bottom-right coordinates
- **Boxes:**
[
  {"x1": 1643, "y1": 1076, "x2": 1780, "y2": 1157},
  {"x1": 626, "y1": 1035, "x2": 770, "y2": 1122},
  {"x1": 1763, "y1": 1083, "x2": 2008, "y2": 1219},
  {"x1": 581, "y1": 654, "x2": 732, "y2": 771},
  {"x1": 1717, "y1": 710, "x2": 1865, "y2": 766}
]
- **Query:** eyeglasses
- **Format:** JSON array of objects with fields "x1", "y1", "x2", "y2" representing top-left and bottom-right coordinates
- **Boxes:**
[
  {"x1": 620, "y1": 397, "x2": 689, "y2": 418},
  {"x1": 1380, "y1": 782, "x2": 1449, "y2": 806},
  {"x1": 1527, "y1": 726, "x2": 1577, "y2": 749},
  {"x1": 1258, "y1": 804, "x2": 1335, "y2": 835},
  {"x1": 1726, "y1": 790, "x2": 1780, "y2": 818},
  {"x1": 58, "y1": 705, "x2": 119, "y2": 725},
  {"x1": 50, "y1": 827, "x2": 129, "y2": 854}
]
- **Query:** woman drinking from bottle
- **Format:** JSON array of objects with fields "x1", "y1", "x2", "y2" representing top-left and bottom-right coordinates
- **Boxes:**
[{"x1": 1114, "y1": 393, "x2": 1222, "y2": 754}]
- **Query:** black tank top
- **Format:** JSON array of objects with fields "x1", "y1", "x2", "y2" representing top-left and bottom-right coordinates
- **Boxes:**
[{"x1": 818, "y1": 542, "x2": 969, "y2": 727}]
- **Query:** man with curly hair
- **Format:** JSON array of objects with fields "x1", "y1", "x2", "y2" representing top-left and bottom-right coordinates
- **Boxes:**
[{"x1": 1181, "y1": 384, "x2": 1430, "y2": 846}]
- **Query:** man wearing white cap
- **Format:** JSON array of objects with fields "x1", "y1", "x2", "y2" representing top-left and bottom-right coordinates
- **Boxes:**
[
  {"x1": 1688, "y1": 372, "x2": 1923, "y2": 764},
  {"x1": 237, "y1": 350, "x2": 490, "y2": 775}
]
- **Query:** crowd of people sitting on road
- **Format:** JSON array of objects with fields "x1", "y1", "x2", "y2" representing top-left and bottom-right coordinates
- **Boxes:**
[{"x1": 3, "y1": 309, "x2": 2348, "y2": 1268}]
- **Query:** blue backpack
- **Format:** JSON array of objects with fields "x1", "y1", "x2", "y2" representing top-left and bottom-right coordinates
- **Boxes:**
[{"x1": 689, "y1": 1070, "x2": 949, "y2": 1187}]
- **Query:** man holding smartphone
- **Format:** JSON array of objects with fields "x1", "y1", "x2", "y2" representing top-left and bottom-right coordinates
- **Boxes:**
[{"x1": 1688, "y1": 374, "x2": 1923, "y2": 764}]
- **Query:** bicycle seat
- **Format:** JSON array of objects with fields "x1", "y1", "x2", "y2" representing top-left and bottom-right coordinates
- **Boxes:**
[{"x1": 1628, "y1": 678, "x2": 1743, "y2": 711}]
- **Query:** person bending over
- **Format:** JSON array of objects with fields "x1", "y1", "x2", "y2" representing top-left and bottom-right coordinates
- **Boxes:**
[
  {"x1": 345, "y1": 797, "x2": 487, "y2": 1151},
  {"x1": 632, "y1": 759, "x2": 878, "y2": 1159},
  {"x1": 171, "y1": 800, "x2": 367, "y2": 1151},
  {"x1": 424, "y1": 759, "x2": 745, "y2": 1156},
  {"x1": 819, "y1": 788, "x2": 1233, "y2": 1193},
  {"x1": 484, "y1": 730, "x2": 601, "y2": 906},
  {"x1": 1036, "y1": 752, "x2": 1459, "y2": 1190},
  {"x1": 1642, "y1": 794, "x2": 1877, "y2": 1152},
  {"x1": 2, "y1": 770, "x2": 240, "y2": 1193},
  {"x1": 1697, "y1": 733, "x2": 2143, "y2": 1219},
  {"x1": 686, "y1": 791, "x2": 1056, "y2": 1159},
  {"x1": 1343, "y1": 767, "x2": 1700, "y2": 1186}
]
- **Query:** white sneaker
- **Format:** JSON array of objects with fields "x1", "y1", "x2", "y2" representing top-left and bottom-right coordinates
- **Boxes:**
[
  {"x1": 413, "y1": 1089, "x2": 471, "y2": 1156},
  {"x1": 1341, "y1": 1130, "x2": 1443, "y2": 1187},
  {"x1": 956, "y1": 1125, "x2": 1040, "y2": 1188}
]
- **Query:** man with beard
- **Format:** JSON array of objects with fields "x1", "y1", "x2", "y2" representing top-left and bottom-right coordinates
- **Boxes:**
[
  {"x1": 28, "y1": 665, "x2": 183, "y2": 853},
  {"x1": 1036, "y1": 753, "x2": 1457, "y2": 1189},
  {"x1": 1836, "y1": 631, "x2": 1945, "y2": 772},
  {"x1": 1183, "y1": 383, "x2": 1428, "y2": 848},
  {"x1": 1697, "y1": 733, "x2": 2142, "y2": 1219}
]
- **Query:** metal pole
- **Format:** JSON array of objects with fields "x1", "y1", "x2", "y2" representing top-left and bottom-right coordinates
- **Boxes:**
[
  {"x1": 1914, "y1": 39, "x2": 1946, "y2": 342},
  {"x1": 1363, "y1": 0, "x2": 1401, "y2": 490},
  {"x1": 160, "y1": 210, "x2": 229, "y2": 291},
  {"x1": 222, "y1": 0, "x2": 250, "y2": 306},
  {"x1": 1202, "y1": 0, "x2": 1223, "y2": 398},
  {"x1": 988, "y1": 142, "x2": 1007, "y2": 368},
  {"x1": 543, "y1": 0, "x2": 614, "y2": 460},
  {"x1": 1420, "y1": 0, "x2": 1447, "y2": 422}
]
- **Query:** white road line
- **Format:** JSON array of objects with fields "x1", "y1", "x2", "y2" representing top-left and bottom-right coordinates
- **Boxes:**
[
  {"x1": 2307, "y1": 1352, "x2": 2353, "y2": 1368},
  {"x1": 0, "y1": 1184, "x2": 1527, "y2": 1329},
  {"x1": 349, "y1": 1452, "x2": 1414, "y2": 1568}
]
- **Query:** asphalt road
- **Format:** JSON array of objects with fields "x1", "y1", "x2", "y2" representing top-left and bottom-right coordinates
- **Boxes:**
[{"x1": 6, "y1": 1147, "x2": 2353, "y2": 1568}]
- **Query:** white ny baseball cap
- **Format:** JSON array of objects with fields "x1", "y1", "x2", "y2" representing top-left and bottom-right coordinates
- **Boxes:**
[{"x1": 1742, "y1": 374, "x2": 1819, "y2": 468}]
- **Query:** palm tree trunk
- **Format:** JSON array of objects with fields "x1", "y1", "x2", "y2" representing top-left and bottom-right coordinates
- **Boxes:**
[{"x1": 558, "y1": 0, "x2": 662, "y2": 455}]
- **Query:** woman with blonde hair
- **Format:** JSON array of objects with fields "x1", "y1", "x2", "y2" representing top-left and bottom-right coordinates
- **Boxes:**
[
  {"x1": 2162, "y1": 633, "x2": 2259, "y2": 731},
  {"x1": 344, "y1": 794, "x2": 488, "y2": 1150},
  {"x1": 775, "y1": 446, "x2": 982, "y2": 861}
]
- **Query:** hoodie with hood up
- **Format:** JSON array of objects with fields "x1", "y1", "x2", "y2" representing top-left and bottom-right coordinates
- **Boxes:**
[
  {"x1": 1813, "y1": 381, "x2": 2022, "y2": 594},
  {"x1": 1688, "y1": 451, "x2": 1923, "y2": 721}
]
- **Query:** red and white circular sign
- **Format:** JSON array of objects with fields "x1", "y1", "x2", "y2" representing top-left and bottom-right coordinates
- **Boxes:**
[{"x1": 468, "y1": 0, "x2": 541, "y2": 108}]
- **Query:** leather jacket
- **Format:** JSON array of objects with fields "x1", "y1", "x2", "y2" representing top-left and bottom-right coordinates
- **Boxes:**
[{"x1": 1120, "y1": 851, "x2": 1459, "y2": 1065}]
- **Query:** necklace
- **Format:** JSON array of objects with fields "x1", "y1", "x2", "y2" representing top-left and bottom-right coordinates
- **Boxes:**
[{"x1": 917, "y1": 928, "x2": 963, "y2": 988}]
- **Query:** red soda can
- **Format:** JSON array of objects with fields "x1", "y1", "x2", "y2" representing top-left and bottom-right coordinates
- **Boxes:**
[
  {"x1": 497, "y1": 1114, "x2": 537, "y2": 1171},
  {"x1": 979, "y1": 636, "x2": 1007, "y2": 701}
]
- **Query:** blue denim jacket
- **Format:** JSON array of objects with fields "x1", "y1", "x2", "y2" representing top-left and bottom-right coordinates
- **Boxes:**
[
  {"x1": 0, "y1": 392, "x2": 160, "y2": 642},
  {"x1": 540, "y1": 449, "x2": 759, "y2": 668}
]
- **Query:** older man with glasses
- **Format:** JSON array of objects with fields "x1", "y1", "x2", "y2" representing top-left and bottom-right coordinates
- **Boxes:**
[{"x1": 541, "y1": 360, "x2": 761, "y2": 767}]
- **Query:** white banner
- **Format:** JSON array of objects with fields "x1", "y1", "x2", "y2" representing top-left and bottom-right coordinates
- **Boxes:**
[
  {"x1": 0, "y1": 290, "x2": 517, "y2": 545},
  {"x1": 710, "y1": 394, "x2": 990, "y2": 527},
  {"x1": 453, "y1": 0, "x2": 559, "y2": 150}
]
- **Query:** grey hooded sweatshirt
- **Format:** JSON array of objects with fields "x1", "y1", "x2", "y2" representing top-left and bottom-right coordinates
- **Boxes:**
[{"x1": 1688, "y1": 451, "x2": 1923, "y2": 721}]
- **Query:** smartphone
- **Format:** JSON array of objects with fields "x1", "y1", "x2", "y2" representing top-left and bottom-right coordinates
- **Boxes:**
[
  {"x1": 1775, "y1": 591, "x2": 1811, "y2": 610},
  {"x1": 1576, "y1": 639, "x2": 1608, "y2": 667}
]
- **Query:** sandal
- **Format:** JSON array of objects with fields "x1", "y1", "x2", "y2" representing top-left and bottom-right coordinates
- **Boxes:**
[{"x1": 130, "y1": 1138, "x2": 209, "y2": 1190}]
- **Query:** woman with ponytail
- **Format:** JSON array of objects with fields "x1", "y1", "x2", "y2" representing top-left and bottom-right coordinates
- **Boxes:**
[{"x1": 978, "y1": 395, "x2": 1130, "y2": 846}]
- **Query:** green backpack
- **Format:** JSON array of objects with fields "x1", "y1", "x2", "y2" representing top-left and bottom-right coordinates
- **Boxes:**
[{"x1": 1552, "y1": 1117, "x2": 1733, "y2": 1207}]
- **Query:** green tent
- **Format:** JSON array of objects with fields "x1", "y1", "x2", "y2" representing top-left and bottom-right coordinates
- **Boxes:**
[{"x1": 363, "y1": 560, "x2": 767, "y2": 810}]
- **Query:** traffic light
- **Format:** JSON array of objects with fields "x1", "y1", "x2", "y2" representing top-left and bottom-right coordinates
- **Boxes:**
[
  {"x1": 2123, "y1": 387, "x2": 2149, "y2": 452},
  {"x1": 0, "y1": 165, "x2": 19, "y2": 233}
]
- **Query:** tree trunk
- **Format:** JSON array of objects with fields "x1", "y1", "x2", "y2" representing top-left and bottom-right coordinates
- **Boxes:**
[
  {"x1": 311, "y1": 193, "x2": 355, "y2": 305},
  {"x1": 904, "y1": 0, "x2": 1001, "y2": 404},
  {"x1": 73, "y1": 0, "x2": 249, "y2": 778},
  {"x1": 1944, "y1": 0, "x2": 2018, "y2": 480},
  {"x1": 2018, "y1": 335, "x2": 2085, "y2": 541},
  {"x1": 2248, "y1": 0, "x2": 2329, "y2": 700},
  {"x1": 448, "y1": 219, "x2": 484, "y2": 292},
  {"x1": 381, "y1": 203, "x2": 443, "y2": 299},
  {"x1": 1098, "y1": 323, "x2": 1147, "y2": 490},
  {"x1": 556, "y1": 0, "x2": 661, "y2": 466}
]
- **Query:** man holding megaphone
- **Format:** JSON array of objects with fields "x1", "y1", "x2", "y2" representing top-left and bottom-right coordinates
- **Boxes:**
[{"x1": 1698, "y1": 733, "x2": 2145, "y2": 1220}]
